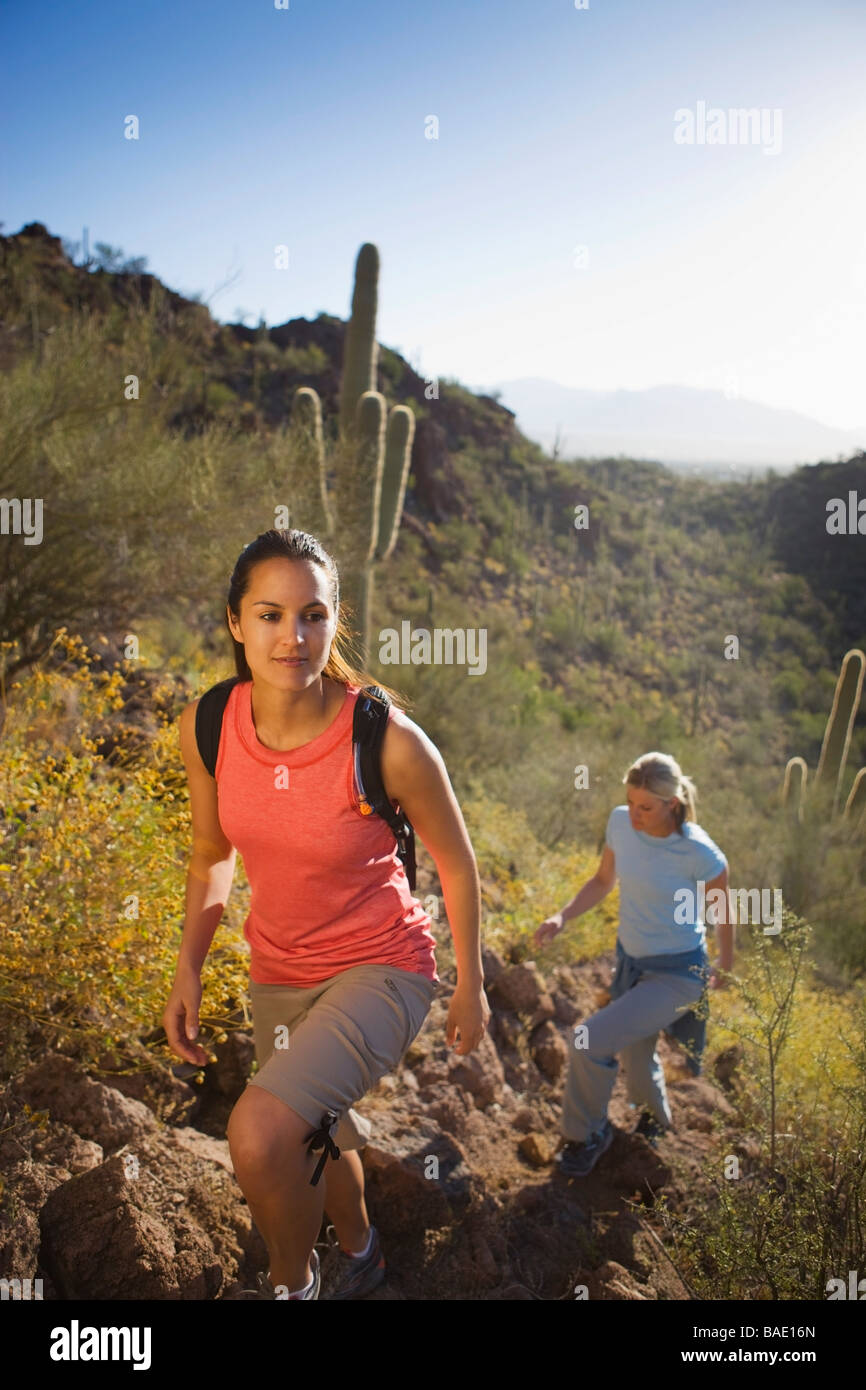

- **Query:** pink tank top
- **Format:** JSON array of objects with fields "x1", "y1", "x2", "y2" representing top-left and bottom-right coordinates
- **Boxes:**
[{"x1": 214, "y1": 679, "x2": 439, "y2": 987}]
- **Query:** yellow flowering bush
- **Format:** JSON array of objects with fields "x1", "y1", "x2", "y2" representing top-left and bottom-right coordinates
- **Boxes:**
[
  {"x1": 0, "y1": 633, "x2": 250, "y2": 1080},
  {"x1": 460, "y1": 789, "x2": 618, "y2": 963}
]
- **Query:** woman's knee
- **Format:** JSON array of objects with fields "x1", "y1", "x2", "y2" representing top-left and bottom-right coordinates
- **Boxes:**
[{"x1": 227, "y1": 1084, "x2": 313, "y2": 1173}]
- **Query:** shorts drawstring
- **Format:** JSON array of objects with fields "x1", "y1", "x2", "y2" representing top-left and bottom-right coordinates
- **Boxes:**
[{"x1": 305, "y1": 1109, "x2": 341, "y2": 1186}]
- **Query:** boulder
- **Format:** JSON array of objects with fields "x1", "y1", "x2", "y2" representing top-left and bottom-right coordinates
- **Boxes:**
[
  {"x1": 551, "y1": 991, "x2": 579, "y2": 1026},
  {"x1": 11, "y1": 1056, "x2": 158, "y2": 1153},
  {"x1": 362, "y1": 1112, "x2": 475, "y2": 1232},
  {"x1": 39, "y1": 1134, "x2": 260, "y2": 1299},
  {"x1": 445, "y1": 1034, "x2": 506, "y2": 1109},
  {"x1": 529, "y1": 1021, "x2": 568, "y2": 1081},
  {"x1": 488, "y1": 962, "x2": 555, "y2": 1026}
]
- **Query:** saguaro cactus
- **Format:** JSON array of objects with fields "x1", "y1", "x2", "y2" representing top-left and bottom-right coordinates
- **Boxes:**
[
  {"x1": 288, "y1": 243, "x2": 415, "y2": 663},
  {"x1": 782, "y1": 648, "x2": 866, "y2": 828}
]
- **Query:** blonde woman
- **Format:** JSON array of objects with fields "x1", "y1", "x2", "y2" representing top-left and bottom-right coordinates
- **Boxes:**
[{"x1": 535, "y1": 753, "x2": 732, "y2": 1177}]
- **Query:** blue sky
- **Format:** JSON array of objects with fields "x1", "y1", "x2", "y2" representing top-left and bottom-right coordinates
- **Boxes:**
[{"x1": 3, "y1": 0, "x2": 865, "y2": 428}]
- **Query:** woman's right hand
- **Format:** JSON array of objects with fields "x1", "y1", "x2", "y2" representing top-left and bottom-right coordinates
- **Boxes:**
[
  {"x1": 534, "y1": 912, "x2": 564, "y2": 949},
  {"x1": 162, "y1": 965, "x2": 209, "y2": 1066}
]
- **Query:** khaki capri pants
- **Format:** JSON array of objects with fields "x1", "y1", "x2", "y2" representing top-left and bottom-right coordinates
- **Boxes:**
[{"x1": 247, "y1": 963, "x2": 436, "y2": 1157}]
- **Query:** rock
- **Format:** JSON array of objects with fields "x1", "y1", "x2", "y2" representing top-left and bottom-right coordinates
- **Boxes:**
[
  {"x1": 481, "y1": 947, "x2": 506, "y2": 988},
  {"x1": 518, "y1": 1132, "x2": 553, "y2": 1167},
  {"x1": 92, "y1": 1041, "x2": 200, "y2": 1125},
  {"x1": 605, "y1": 1134, "x2": 671, "y2": 1196},
  {"x1": 414, "y1": 1054, "x2": 449, "y2": 1090},
  {"x1": 0, "y1": 1161, "x2": 66, "y2": 1280},
  {"x1": 11, "y1": 1056, "x2": 158, "y2": 1153},
  {"x1": 421, "y1": 1087, "x2": 473, "y2": 1138},
  {"x1": 529, "y1": 1021, "x2": 568, "y2": 1081},
  {"x1": 446, "y1": 1034, "x2": 506, "y2": 1109},
  {"x1": 361, "y1": 1114, "x2": 475, "y2": 1231},
  {"x1": 469, "y1": 1229, "x2": 499, "y2": 1285},
  {"x1": 166, "y1": 1128, "x2": 234, "y2": 1174},
  {"x1": 203, "y1": 1031, "x2": 256, "y2": 1101},
  {"x1": 490, "y1": 1012, "x2": 522, "y2": 1051},
  {"x1": 33, "y1": 1130, "x2": 104, "y2": 1175},
  {"x1": 488, "y1": 962, "x2": 555, "y2": 1024},
  {"x1": 511, "y1": 1107, "x2": 536, "y2": 1134},
  {"x1": 40, "y1": 1156, "x2": 220, "y2": 1300},
  {"x1": 552, "y1": 991, "x2": 579, "y2": 1026},
  {"x1": 0, "y1": 1205, "x2": 43, "y2": 1284},
  {"x1": 100, "y1": 1065, "x2": 199, "y2": 1126},
  {"x1": 39, "y1": 1131, "x2": 259, "y2": 1299},
  {"x1": 586, "y1": 1259, "x2": 651, "y2": 1300},
  {"x1": 502, "y1": 1059, "x2": 536, "y2": 1091},
  {"x1": 670, "y1": 1076, "x2": 737, "y2": 1124},
  {"x1": 404, "y1": 1037, "x2": 434, "y2": 1068}
]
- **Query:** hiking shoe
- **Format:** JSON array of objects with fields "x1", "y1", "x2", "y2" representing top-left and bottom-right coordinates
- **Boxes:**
[
  {"x1": 248, "y1": 1248, "x2": 321, "y2": 1300},
  {"x1": 634, "y1": 1110, "x2": 667, "y2": 1145},
  {"x1": 318, "y1": 1223, "x2": 385, "y2": 1300},
  {"x1": 557, "y1": 1120, "x2": 614, "y2": 1177}
]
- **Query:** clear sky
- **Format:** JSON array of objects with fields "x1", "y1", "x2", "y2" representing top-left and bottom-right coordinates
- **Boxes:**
[{"x1": 3, "y1": 0, "x2": 865, "y2": 429}]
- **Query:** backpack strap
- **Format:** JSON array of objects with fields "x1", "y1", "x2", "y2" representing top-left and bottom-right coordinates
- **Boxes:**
[
  {"x1": 353, "y1": 685, "x2": 417, "y2": 893},
  {"x1": 194, "y1": 676, "x2": 241, "y2": 777}
]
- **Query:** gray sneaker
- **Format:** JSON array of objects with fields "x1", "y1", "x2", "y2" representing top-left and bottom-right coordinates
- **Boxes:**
[
  {"x1": 557, "y1": 1120, "x2": 614, "y2": 1177},
  {"x1": 249, "y1": 1248, "x2": 321, "y2": 1300},
  {"x1": 318, "y1": 1223, "x2": 386, "y2": 1301}
]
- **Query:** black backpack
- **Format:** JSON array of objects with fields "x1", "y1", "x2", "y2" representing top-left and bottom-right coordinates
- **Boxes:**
[{"x1": 194, "y1": 677, "x2": 417, "y2": 892}]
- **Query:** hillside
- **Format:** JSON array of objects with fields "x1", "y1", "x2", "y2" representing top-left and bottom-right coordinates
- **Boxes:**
[
  {"x1": 1, "y1": 221, "x2": 866, "y2": 1306},
  {"x1": 1, "y1": 938, "x2": 739, "y2": 1301},
  {"x1": 489, "y1": 376, "x2": 866, "y2": 473}
]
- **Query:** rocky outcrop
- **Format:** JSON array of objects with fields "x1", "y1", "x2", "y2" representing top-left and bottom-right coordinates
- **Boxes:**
[{"x1": 0, "y1": 948, "x2": 741, "y2": 1301}]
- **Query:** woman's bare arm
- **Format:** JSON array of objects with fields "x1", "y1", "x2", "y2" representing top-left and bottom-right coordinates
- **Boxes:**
[
  {"x1": 560, "y1": 845, "x2": 617, "y2": 923},
  {"x1": 705, "y1": 865, "x2": 734, "y2": 985},
  {"x1": 162, "y1": 701, "x2": 237, "y2": 1064},
  {"x1": 380, "y1": 711, "x2": 481, "y2": 988},
  {"x1": 176, "y1": 700, "x2": 236, "y2": 970}
]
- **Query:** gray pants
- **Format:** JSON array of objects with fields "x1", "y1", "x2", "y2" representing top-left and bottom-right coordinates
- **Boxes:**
[{"x1": 561, "y1": 966, "x2": 705, "y2": 1142}]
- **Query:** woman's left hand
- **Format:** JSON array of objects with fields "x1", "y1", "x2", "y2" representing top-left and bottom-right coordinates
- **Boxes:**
[
  {"x1": 445, "y1": 982, "x2": 491, "y2": 1056},
  {"x1": 709, "y1": 963, "x2": 732, "y2": 991}
]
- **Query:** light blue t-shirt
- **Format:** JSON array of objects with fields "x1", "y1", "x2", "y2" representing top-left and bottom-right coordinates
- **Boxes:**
[{"x1": 605, "y1": 804, "x2": 728, "y2": 957}]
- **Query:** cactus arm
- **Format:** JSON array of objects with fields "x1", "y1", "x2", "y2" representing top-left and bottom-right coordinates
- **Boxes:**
[
  {"x1": 782, "y1": 756, "x2": 808, "y2": 820},
  {"x1": 291, "y1": 386, "x2": 333, "y2": 536},
  {"x1": 815, "y1": 649, "x2": 866, "y2": 814},
  {"x1": 338, "y1": 243, "x2": 379, "y2": 441},
  {"x1": 375, "y1": 405, "x2": 415, "y2": 562}
]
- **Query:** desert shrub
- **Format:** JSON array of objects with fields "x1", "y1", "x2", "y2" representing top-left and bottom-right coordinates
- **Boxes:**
[
  {"x1": 459, "y1": 791, "x2": 617, "y2": 966},
  {"x1": 0, "y1": 633, "x2": 250, "y2": 1080},
  {"x1": 655, "y1": 912, "x2": 866, "y2": 1298}
]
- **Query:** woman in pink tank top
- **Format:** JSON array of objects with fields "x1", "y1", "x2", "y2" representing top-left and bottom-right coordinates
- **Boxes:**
[{"x1": 162, "y1": 527, "x2": 489, "y2": 1300}]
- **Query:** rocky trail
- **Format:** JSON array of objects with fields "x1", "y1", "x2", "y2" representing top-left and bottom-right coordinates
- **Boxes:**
[{"x1": 0, "y1": 937, "x2": 745, "y2": 1302}]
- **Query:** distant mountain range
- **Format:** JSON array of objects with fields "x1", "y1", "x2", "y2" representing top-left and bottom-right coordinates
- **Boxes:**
[{"x1": 482, "y1": 379, "x2": 866, "y2": 477}]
